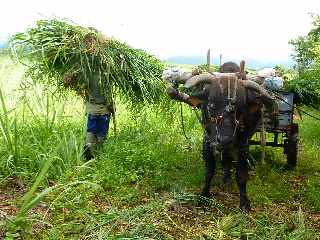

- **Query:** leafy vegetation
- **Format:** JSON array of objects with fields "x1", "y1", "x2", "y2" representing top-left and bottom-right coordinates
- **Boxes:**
[
  {"x1": 1, "y1": 52, "x2": 320, "y2": 239},
  {"x1": 288, "y1": 14, "x2": 320, "y2": 107}
]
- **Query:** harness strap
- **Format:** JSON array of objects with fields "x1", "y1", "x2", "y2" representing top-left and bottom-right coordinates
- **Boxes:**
[
  {"x1": 227, "y1": 77, "x2": 231, "y2": 100},
  {"x1": 233, "y1": 76, "x2": 238, "y2": 102}
]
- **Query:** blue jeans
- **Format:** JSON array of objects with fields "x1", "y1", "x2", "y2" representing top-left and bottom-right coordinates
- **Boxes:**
[{"x1": 87, "y1": 114, "x2": 110, "y2": 139}]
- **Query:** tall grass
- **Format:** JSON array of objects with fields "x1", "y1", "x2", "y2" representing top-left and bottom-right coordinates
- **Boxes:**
[{"x1": 1, "y1": 54, "x2": 320, "y2": 239}]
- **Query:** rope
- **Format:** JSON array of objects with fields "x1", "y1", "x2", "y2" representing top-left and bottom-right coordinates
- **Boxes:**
[
  {"x1": 180, "y1": 102, "x2": 190, "y2": 141},
  {"x1": 232, "y1": 77, "x2": 239, "y2": 136},
  {"x1": 234, "y1": 77, "x2": 238, "y2": 101},
  {"x1": 227, "y1": 77, "x2": 231, "y2": 100},
  {"x1": 106, "y1": 64, "x2": 117, "y2": 136},
  {"x1": 296, "y1": 107, "x2": 320, "y2": 121},
  {"x1": 260, "y1": 106, "x2": 266, "y2": 164},
  {"x1": 193, "y1": 107, "x2": 204, "y2": 129},
  {"x1": 111, "y1": 85, "x2": 117, "y2": 136},
  {"x1": 271, "y1": 91, "x2": 320, "y2": 122}
]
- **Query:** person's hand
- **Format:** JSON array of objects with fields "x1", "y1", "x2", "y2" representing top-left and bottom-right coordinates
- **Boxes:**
[
  {"x1": 188, "y1": 96, "x2": 201, "y2": 107},
  {"x1": 63, "y1": 73, "x2": 77, "y2": 88},
  {"x1": 108, "y1": 103, "x2": 116, "y2": 113}
]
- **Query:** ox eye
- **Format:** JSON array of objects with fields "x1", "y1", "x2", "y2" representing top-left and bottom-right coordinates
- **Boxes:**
[{"x1": 216, "y1": 115, "x2": 224, "y2": 125}]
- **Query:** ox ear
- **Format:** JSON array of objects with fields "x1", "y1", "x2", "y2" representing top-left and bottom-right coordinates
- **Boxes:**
[{"x1": 188, "y1": 96, "x2": 202, "y2": 107}]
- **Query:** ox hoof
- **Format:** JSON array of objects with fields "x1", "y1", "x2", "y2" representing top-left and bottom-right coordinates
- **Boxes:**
[
  {"x1": 200, "y1": 190, "x2": 211, "y2": 198},
  {"x1": 222, "y1": 177, "x2": 232, "y2": 191},
  {"x1": 239, "y1": 200, "x2": 251, "y2": 212},
  {"x1": 223, "y1": 178, "x2": 231, "y2": 186},
  {"x1": 199, "y1": 191, "x2": 213, "y2": 206},
  {"x1": 223, "y1": 183, "x2": 232, "y2": 192},
  {"x1": 283, "y1": 164, "x2": 295, "y2": 171}
]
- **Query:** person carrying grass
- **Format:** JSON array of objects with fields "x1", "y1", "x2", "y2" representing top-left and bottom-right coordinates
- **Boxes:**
[
  {"x1": 64, "y1": 32, "x2": 114, "y2": 161},
  {"x1": 83, "y1": 32, "x2": 115, "y2": 160}
]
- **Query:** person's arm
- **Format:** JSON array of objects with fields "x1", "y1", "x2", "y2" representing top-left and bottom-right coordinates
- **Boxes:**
[{"x1": 166, "y1": 86, "x2": 203, "y2": 107}]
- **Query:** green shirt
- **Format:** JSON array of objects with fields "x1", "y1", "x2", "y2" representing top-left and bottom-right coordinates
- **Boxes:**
[{"x1": 85, "y1": 70, "x2": 112, "y2": 115}]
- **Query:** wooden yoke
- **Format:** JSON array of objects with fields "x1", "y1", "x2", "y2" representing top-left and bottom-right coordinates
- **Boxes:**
[
  {"x1": 239, "y1": 60, "x2": 246, "y2": 80},
  {"x1": 207, "y1": 49, "x2": 211, "y2": 72}
]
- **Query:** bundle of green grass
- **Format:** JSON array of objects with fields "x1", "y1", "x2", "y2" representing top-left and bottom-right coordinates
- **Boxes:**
[{"x1": 9, "y1": 19, "x2": 165, "y2": 104}]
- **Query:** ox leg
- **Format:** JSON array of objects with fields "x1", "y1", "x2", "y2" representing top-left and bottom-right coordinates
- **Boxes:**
[
  {"x1": 236, "y1": 139, "x2": 251, "y2": 211},
  {"x1": 201, "y1": 138, "x2": 216, "y2": 197},
  {"x1": 222, "y1": 146, "x2": 232, "y2": 186}
]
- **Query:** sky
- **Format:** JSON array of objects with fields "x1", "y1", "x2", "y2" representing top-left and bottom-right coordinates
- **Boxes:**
[{"x1": 1, "y1": 0, "x2": 320, "y2": 61}]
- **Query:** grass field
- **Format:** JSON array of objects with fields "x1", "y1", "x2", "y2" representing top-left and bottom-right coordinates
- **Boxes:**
[{"x1": 1, "y1": 52, "x2": 320, "y2": 239}]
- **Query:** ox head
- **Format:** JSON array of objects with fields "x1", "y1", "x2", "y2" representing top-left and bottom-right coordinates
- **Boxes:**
[{"x1": 185, "y1": 73, "x2": 273, "y2": 147}]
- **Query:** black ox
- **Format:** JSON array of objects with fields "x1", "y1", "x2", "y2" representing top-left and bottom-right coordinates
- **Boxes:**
[{"x1": 164, "y1": 63, "x2": 277, "y2": 211}]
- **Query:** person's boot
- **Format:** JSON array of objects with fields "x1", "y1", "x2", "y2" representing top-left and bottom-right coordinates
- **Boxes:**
[
  {"x1": 83, "y1": 132, "x2": 96, "y2": 161},
  {"x1": 83, "y1": 143, "x2": 94, "y2": 161}
]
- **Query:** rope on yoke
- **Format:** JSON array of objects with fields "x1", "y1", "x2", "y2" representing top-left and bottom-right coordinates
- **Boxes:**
[
  {"x1": 297, "y1": 108, "x2": 320, "y2": 121},
  {"x1": 270, "y1": 91, "x2": 320, "y2": 122}
]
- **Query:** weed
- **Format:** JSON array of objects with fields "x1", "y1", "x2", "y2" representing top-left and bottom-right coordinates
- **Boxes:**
[{"x1": 0, "y1": 54, "x2": 319, "y2": 239}]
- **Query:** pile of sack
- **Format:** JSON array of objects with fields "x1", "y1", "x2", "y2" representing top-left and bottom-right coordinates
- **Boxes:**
[{"x1": 256, "y1": 68, "x2": 284, "y2": 91}]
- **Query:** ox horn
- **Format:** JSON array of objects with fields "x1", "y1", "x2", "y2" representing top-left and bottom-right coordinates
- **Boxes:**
[
  {"x1": 185, "y1": 74, "x2": 273, "y2": 100},
  {"x1": 177, "y1": 72, "x2": 193, "y2": 83},
  {"x1": 184, "y1": 73, "x2": 238, "y2": 88},
  {"x1": 241, "y1": 80, "x2": 272, "y2": 99},
  {"x1": 184, "y1": 73, "x2": 217, "y2": 88}
]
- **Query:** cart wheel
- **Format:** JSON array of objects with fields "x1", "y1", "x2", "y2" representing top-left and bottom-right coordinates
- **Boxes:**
[{"x1": 286, "y1": 123, "x2": 299, "y2": 169}]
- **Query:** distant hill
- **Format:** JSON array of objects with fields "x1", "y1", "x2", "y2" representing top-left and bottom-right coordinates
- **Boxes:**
[
  {"x1": 0, "y1": 41, "x2": 7, "y2": 49},
  {"x1": 165, "y1": 55, "x2": 294, "y2": 69},
  {"x1": 0, "y1": 41, "x2": 295, "y2": 69}
]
